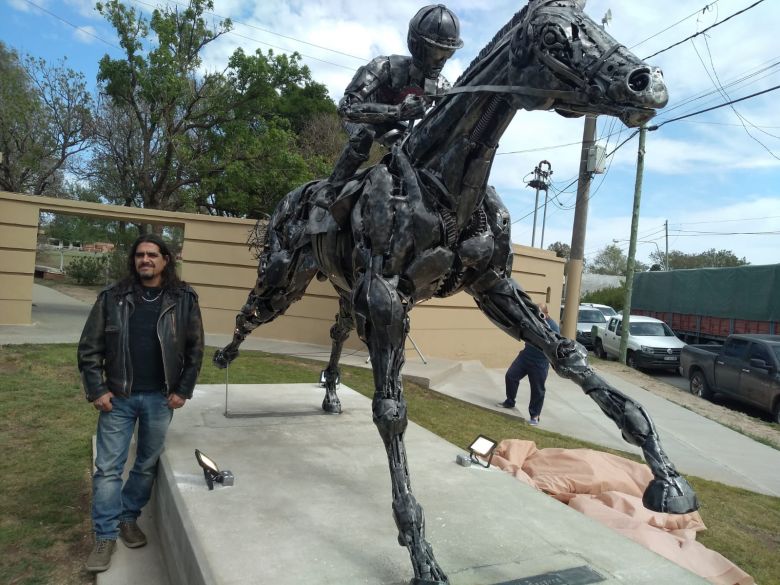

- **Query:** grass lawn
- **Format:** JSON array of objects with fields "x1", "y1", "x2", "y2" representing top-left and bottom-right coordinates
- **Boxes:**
[{"x1": 2, "y1": 344, "x2": 778, "y2": 584}]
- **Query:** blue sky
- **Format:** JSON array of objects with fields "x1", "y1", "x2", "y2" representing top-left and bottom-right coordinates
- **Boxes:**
[{"x1": 3, "y1": 0, "x2": 779, "y2": 266}]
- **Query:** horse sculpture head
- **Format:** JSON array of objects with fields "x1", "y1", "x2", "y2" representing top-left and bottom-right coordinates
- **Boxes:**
[{"x1": 509, "y1": 0, "x2": 667, "y2": 126}]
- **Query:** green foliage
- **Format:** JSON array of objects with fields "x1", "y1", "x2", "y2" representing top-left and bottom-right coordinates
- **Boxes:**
[
  {"x1": 547, "y1": 241, "x2": 571, "y2": 260},
  {"x1": 0, "y1": 42, "x2": 92, "y2": 196},
  {"x1": 92, "y1": 1, "x2": 336, "y2": 216},
  {"x1": 581, "y1": 285, "x2": 626, "y2": 311},
  {"x1": 589, "y1": 244, "x2": 648, "y2": 276},
  {"x1": 66, "y1": 255, "x2": 108, "y2": 285},
  {"x1": 650, "y1": 248, "x2": 749, "y2": 270}
]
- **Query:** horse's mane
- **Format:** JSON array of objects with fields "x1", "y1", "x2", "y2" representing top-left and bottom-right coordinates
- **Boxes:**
[{"x1": 453, "y1": 4, "x2": 530, "y2": 87}]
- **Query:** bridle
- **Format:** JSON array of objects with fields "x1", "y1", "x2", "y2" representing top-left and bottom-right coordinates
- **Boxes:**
[
  {"x1": 438, "y1": 3, "x2": 626, "y2": 107},
  {"x1": 441, "y1": 42, "x2": 624, "y2": 106}
]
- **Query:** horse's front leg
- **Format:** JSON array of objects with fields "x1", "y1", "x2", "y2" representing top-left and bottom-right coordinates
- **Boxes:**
[
  {"x1": 353, "y1": 259, "x2": 448, "y2": 585},
  {"x1": 468, "y1": 276, "x2": 699, "y2": 515},
  {"x1": 320, "y1": 295, "x2": 354, "y2": 414}
]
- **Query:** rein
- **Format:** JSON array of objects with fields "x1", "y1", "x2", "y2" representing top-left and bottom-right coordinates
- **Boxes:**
[{"x1": 439, "y1": 41, "x2": 626, "y2": 106}]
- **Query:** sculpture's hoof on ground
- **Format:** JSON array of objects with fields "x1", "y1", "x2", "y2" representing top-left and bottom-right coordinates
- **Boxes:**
[
  {"x1": 321, "y1": 395, "x2": 342, "y2": 414},
  {"x1": 642, "y1": 476, "x2": 699, "y2": 514},
  {"x1": 212, "y1": 348, "x2": 236, "y2": 369}
]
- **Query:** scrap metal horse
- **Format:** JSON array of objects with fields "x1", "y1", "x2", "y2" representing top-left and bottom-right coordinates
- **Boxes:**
[{"x1": 215, "y1": 1, "x2": 698, "y2": 583}]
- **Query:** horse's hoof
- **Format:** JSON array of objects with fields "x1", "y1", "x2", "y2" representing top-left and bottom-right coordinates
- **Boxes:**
[
  {"x1": 410, "y1": 578, "x2": 449, "y2": 585},
  {"x1": 212, "y1": 348, "x2": 235, "y2": 369},
  {"x1": 321, "y1": 397, "x2": 342, "y2": 414},
  {"x1": 642, "y1": 476, "x2": 699, "y2": 514}
]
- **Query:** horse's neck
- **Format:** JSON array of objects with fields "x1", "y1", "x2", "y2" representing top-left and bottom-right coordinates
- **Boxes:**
[{"x1": 405, "y1": 46, "x2": 518, "y2": 227}]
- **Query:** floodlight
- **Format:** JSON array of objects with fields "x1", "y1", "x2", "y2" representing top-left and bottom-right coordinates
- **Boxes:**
[
  {"x1": 195, "y1": 449, "x2": 235, "y2": 490},
  {"x1": 468, "y1": 435, "x2": 498, "y2": 468}
]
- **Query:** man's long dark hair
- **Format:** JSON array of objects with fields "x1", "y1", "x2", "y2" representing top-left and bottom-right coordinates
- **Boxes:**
[{"x1": 120, "y1": 233, "x2": 182, "y2": 291}]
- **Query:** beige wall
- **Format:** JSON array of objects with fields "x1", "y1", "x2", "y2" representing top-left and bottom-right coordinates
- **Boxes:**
[{"x1": 0, "y1": 191, "x2": 563, "y2": 367}]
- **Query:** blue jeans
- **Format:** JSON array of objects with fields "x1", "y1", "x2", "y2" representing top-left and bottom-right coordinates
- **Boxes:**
[
  {"x1": 504, "y1": 355, "x2": 549, "y2": 419},
  {"x1": 92, "y1": 392, "x2": 172, "y2": 540}
]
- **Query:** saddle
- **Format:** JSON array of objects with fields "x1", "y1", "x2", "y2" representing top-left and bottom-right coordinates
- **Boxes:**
[{"x1": 306, "y1": 167, "x2": 372, "y2": 235}]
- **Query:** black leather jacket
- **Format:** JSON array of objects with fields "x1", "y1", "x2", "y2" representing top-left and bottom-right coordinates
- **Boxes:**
[{"x1": 77, "y1": 281, "x2": 204, "y2": 402}]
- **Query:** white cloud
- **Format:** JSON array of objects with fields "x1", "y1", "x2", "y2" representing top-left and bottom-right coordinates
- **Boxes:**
[{"x1": 73, "y1": 24, "x2": 97, "y2": 44}]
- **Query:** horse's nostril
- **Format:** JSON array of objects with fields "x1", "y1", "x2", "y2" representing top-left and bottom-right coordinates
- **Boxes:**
[{"x1": 628, "y1": 68, "x2": 651, "y2": 92}]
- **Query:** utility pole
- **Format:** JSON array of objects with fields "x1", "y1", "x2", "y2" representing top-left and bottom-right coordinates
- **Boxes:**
[
  {"x1": 619, "y1": 125, "x2": 647, "y2": 364},
  {"x1": 664, "y1": 219, "x2": 669, "y2": 270},
  {"x1": 527, "y1": 160, "x2": 552, "y2": 247},
  {"x1": 562, "y1": 116, "x2": 597, "y2": 339}
]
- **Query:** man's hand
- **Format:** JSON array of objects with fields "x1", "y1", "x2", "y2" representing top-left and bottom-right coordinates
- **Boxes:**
[
  {"x1": 397, "y1": 94, "x2": 427, "y2": 120},
  {"x1": 93, "y1": 391, "x2": 115, "y2": 412},
  {"x1": 168, "y1": 393, "x2": 187, "y2": 409}
]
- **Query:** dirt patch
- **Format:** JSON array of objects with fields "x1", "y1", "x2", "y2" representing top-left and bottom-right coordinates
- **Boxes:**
[{"x1": 593, "y1": 359, "x2": 780, "y2": 450}]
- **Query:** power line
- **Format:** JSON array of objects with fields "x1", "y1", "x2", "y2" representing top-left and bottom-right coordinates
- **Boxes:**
[
  {"x1": 19, "y1": 0, "x2": 121, "y2": 49},
  {"x1": 672, "y1": 215, "x2": 780, "y2": 226},
  {"x1": 670, "y1": 229, "x2": 780, "y2": 236},
  {"x1": 643, "y1": 0, "x2": 767, "y2": 60},
  {"x1": 128, "y1": 0, "x2": 367, "y2": 62},
  {"x1": 126, "y1": 0, "x2": 357, "y2": 71},
  {"x1": 648, "y1": 83, "x2": 780, "y2": 130},
  {"x1": 629, "y1": 1, "x2": 720, "y2": 50},
  {"x1": 655, "y1": 56, "x2": 780, "y2": 120}
]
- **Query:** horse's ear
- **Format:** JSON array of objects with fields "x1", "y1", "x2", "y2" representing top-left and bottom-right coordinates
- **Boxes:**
[{"x1": 574, "y1": 0, "x2": 587, "y2": 9}]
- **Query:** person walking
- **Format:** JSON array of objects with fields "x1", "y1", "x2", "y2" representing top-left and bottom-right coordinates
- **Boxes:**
[
  {"x1": 78, "y1": 233, "x2": 204, "y2": 572},
  {"x1": 499, "y1": 302, "x2": 559, "y2": 426}
]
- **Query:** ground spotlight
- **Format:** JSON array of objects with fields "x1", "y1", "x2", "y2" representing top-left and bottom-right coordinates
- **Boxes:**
[
  {"x1": 195, "y1": 449, "x2": 235, "y2": 490},
  {"x1": 468, "y1": 435, "x2": 498, "y2": 468}
]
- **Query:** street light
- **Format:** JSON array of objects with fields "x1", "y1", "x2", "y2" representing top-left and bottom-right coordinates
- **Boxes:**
[{"x1": 613, "y1": 238, "x2": 666, "y2": 270}]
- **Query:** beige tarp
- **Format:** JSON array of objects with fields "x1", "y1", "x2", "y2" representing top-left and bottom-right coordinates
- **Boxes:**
[{"x1": 491, "y1": 440, "x2": 754, "y2": 585}]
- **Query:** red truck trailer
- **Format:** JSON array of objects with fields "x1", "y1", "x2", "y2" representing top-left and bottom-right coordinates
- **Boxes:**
[{"x1": 631, "y1": 264, "x2": 779, "y2": 344}]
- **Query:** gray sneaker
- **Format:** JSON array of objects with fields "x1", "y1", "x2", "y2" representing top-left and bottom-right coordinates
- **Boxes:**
[
  {"x1": 119, "y1": 521, "x2": 147, "y2": 548},
  {"x1": 86, "y1": 539, "x2": 116, "y2": 572}
]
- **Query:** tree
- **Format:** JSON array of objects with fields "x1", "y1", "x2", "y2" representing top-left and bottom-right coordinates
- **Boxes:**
[
  {"x1": 581, "y1": 285, "x2": 626, "y2": 311},
  {"x1": 649, "y1": 248, "x2": 749, "y2": 270},
  {"x1": 589, "y1": 244, "x2": 648, "y2": 275},
  {"x1": 193, "y1": 49, "x2": 337, "y2": 217},
  {"x1": 92, "y1": 1, "x2": 336, "y2": 216},
  {"x1": 0, "y1": 42, "x2": 93, "y2": 195},
  {"x1": 547, "y1": 241, "x2": 571, "y2": 260}
]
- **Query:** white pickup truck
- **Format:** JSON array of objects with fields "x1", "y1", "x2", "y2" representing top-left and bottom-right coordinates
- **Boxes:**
[{"x1": 591, "y1": 315, "x2": 686, "y2": 371}]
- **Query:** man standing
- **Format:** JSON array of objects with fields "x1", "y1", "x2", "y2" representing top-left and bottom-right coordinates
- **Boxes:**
[
  {"x1": 78, "y1": 233, "x2": 204, "y2": 572},
  {"x1": 499, "y1": 303, "x2": 559, "y2": 426}
]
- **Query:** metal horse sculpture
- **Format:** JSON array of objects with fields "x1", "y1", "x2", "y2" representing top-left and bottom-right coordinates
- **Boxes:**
[{"x1": 215, "y1": 1, "x2": 698, "y2": 583}]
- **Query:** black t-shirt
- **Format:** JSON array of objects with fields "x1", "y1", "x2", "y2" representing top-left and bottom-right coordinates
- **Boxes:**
[{"x1": 129, "y1": 287, "x2": 166, "y2": 392}]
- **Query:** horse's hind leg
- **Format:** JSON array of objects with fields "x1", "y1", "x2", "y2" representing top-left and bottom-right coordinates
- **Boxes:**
[
  {"x1": 213, "y1": 244, "x2": 319, "y2": 368},
  {"x1": 469, "y1": 276, "x2": 699, "y2": 515},
  {"x1": 319, "y1": 295, "x2": 354, "y2": 414},
  {"x1": 353, "y1": 260, "x2": 448, "y2": 585}
]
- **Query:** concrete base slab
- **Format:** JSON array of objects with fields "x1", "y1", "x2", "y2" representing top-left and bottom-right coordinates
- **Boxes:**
[{"x1": 156, "y1": 383, "x2": 707, "y2": 585}]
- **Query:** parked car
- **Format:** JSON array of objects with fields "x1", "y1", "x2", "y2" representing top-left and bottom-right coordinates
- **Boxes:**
[
  {"x1": 575, "y1": 306, "x2": 608, "y2": 349},
  {"x1": 585, "y1": 302, "x2": 618, "y2": 322},
  {"x1": 591, "y1": 315, "x2": 686, "y2": 371},
  {"x1": 680, "y1": 334, "x2": 780, "y2": 423}
]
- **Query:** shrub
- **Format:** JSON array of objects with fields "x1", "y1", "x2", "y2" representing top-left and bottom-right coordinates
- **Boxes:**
[
  {"x1": 582, "y1": 285, "x2": 626, "y2": 311},
  {"x1": 66, "y1": 255, "x2": 108, "y2": 285}
]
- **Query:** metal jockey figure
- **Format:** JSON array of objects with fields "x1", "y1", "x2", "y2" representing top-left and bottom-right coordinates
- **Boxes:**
[{"x1": 316, "y1": 4, "x2": 463, "y2": 212}]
